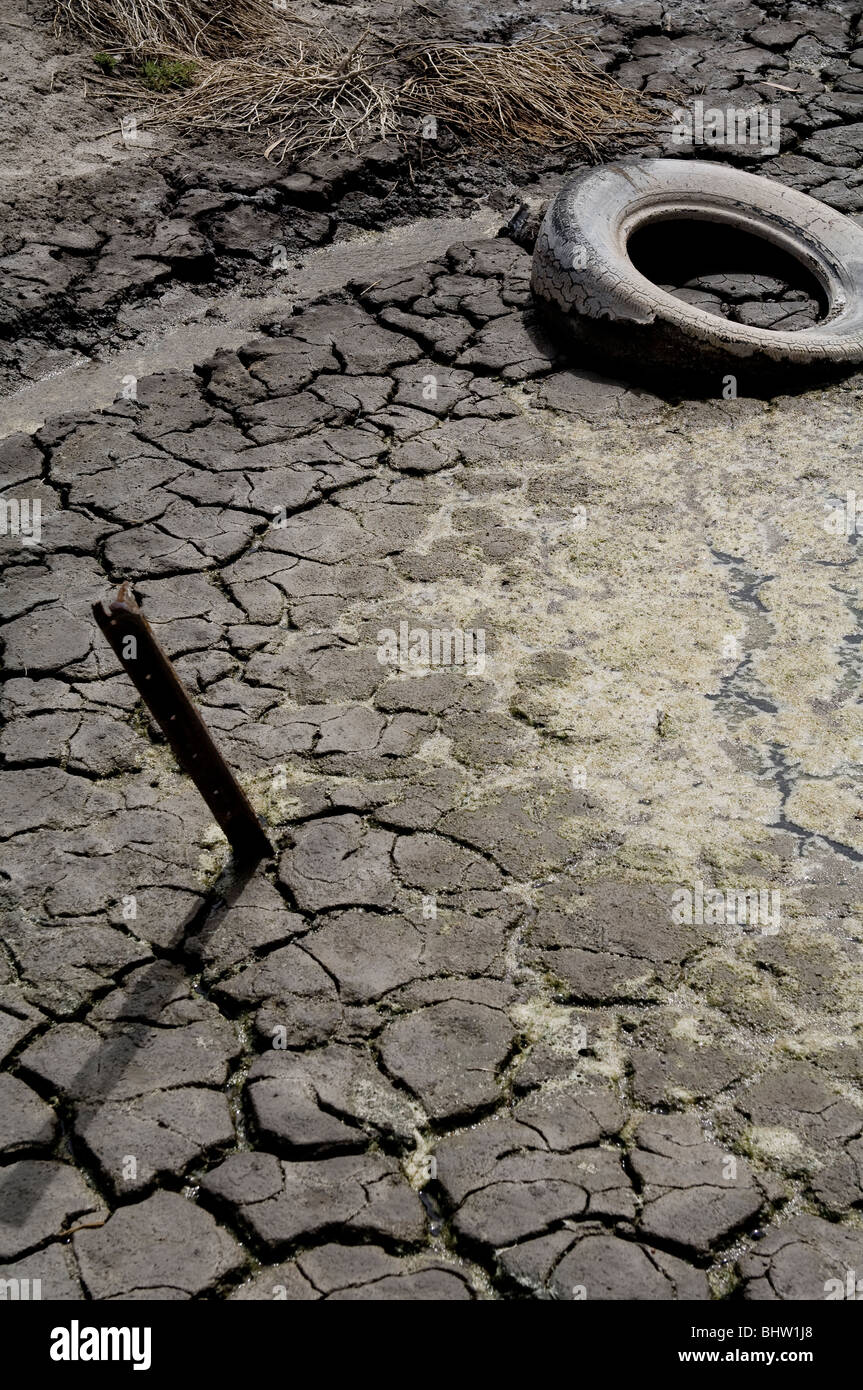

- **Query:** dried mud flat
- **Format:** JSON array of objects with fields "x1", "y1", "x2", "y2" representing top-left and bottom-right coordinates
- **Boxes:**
[{"x1": 2, "y1": 0, "x2": 863, "y2": 1303}]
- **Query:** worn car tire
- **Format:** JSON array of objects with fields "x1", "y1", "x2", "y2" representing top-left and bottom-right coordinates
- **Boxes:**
[{"x1": 531, "y1": 159, "x2": 863, "y2": 382}]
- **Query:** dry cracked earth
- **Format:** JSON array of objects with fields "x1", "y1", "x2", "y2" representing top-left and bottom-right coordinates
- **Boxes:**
[{"x1": 2, "y1": 0, "x2": 863, "y2": 1303}]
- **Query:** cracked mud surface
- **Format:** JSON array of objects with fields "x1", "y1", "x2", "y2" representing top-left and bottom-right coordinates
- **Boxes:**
[
  {"x1": 8, "y1": 0, "x2": 863, "y2": 402},
  {"x1": 3, "y1": 0, "x2": 863, "y2": 1302}
]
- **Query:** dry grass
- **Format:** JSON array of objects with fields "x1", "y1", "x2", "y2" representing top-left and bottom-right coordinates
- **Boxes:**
[
  {"x1": 166, "y1": 33, "x2": 402, "y2": 163},
  {"x1": 56, "y1": 0, "x2": 281, "y2": 57},
  {"x1": 58, "y1": 0, "x2": 225, "y2": 54},
  {"x1": 401, "y1": 37, "x2": 648, "y2": 155},
  {"x1": 56, "y1": 0, "x2": 653, "y2": 163}
]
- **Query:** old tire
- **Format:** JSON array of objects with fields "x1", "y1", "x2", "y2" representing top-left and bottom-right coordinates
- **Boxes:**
[{"x1": 531, "y1": 159, "x2": 863, "y2": 383}]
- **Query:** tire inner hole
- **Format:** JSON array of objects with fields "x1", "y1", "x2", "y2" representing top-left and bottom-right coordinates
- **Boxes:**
[{"x1": 627, "y1": 218, "x2": 828, "y2": 330}]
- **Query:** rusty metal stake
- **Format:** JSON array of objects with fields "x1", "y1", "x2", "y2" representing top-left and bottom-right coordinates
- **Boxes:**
[{"x1": 93, "y1": 582, "x2": 272, "y2": 862}]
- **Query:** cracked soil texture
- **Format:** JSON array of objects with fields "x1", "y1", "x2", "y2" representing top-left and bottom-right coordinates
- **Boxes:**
[{"x1": 2, "y1": 0, "x2": 863, "y2": 1301}]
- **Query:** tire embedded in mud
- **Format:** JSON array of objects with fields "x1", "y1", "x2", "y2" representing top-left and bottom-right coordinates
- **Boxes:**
[{"x1": 531, "y1": 158, "x2": 863, "y2": 384}]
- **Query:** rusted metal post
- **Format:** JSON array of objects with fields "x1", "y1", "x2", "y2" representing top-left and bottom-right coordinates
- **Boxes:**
[{"x1": 93, "y1": 582, "x2": 272, "y2": 862}]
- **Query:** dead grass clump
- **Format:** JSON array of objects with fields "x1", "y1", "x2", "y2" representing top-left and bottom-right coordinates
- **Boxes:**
[
  {"x1": 58, "y1": 0, "x2": 225, "y2": 55},
  {"x1": 400, "y1": 36, "x2": 649, "y2": 156},
  {"x1": 56, "y1": 1, "x2": 653, "y2": 163},
  {"x1": 166, "y1": 34, "x2": 401, "y2": 163}
]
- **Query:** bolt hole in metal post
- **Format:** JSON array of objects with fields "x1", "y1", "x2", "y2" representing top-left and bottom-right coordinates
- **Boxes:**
[{"x1": 92, "y1": 582, "x2": 272, "y2": 863}]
